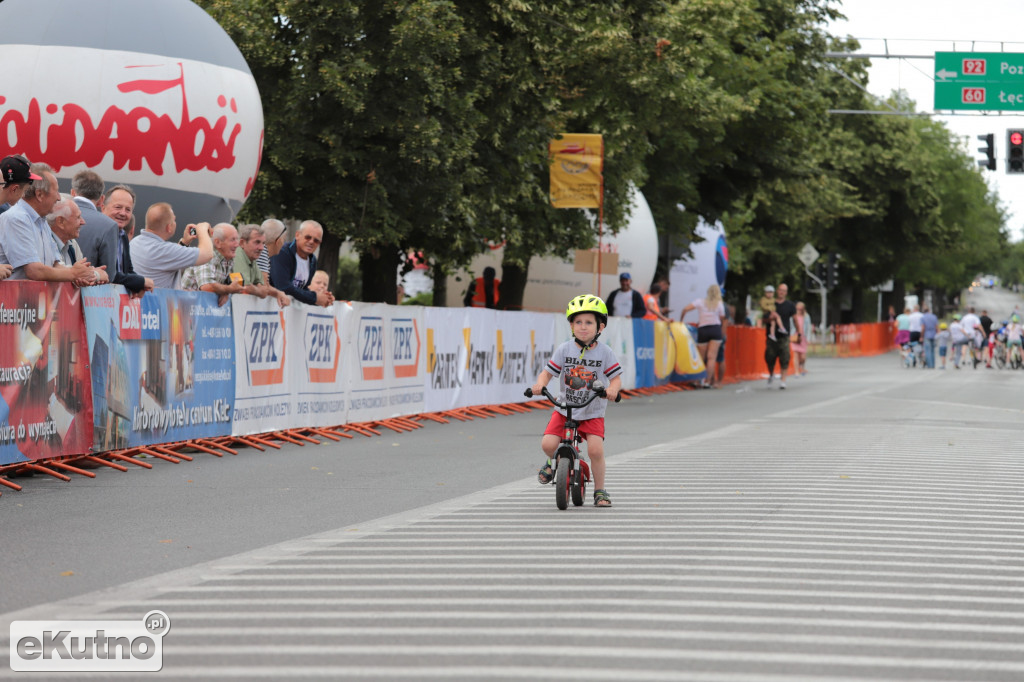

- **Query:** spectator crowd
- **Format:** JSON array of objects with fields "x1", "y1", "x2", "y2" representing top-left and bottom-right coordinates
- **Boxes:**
[{"x1": 0, "y1": 155, "x2": 335, "y2": 308}]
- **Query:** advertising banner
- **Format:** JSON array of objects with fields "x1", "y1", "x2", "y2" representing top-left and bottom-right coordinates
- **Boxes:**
[
  {"x1": 669, "y1": 322, "x2": 707, "y2": 382},
  {"x1": 631, "y1": 319, "x2": 705, "y2": 387},
  {"x1": 424, "y1": 309, "x2": 560, "y2": 412},
  {"x1": 233, "y1": 298, "x2": 352, "y2": 434},
  {"x1": 290, "y1": 302, "x2": 349, "y2": 429},
  {"x1": 600, "y1": 316, "x2": 637, "y2": 391},
  {"x1": 549, "y1": 133, "x2": 603, "y2": 208},
  {"x1": 0, "y1": 283, "x2": 93, "y2": 466},
  {"x1": 82, "y1": 287, "x2": 234, "y2": 450},
  {"x1": 231, "y1": 296, "x2": 292, "y2": 435},
  {"x1": 347, "y1": 303, "x2": 425, "y2": 423}
]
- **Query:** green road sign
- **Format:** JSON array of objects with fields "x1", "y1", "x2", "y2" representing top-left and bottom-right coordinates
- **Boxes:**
[{"x1": 934, "y1": 52, "x2": 1024, "y2": 111}]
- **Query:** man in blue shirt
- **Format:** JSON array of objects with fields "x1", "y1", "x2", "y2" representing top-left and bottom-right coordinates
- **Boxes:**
[{"x1": 0, "y1": 163, "x2": 93, "y2": 283}]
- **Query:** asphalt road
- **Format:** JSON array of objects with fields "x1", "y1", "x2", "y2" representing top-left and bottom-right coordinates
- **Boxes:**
[{"x1": 2, "y1": 299, "x2": 1023, "y2": 680}]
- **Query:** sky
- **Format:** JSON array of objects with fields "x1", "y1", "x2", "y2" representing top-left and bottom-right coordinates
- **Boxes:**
[{"x1": 828, "y1": 0, "x2": 1024, "y2": 241}]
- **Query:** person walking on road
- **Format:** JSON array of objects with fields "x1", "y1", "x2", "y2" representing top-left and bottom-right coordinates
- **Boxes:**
[
  {"x1": 949, "y1": 315, "x2": 969, "y2": 368},
  {"x1": 679, "y1": 284, "x2": 726, "y2": 388},
  {"x1": 920, "y1": 306, "x2": 939, "y2": 368},
  {"x1": 894, "y1": 308, "x2": 910, "y2": 348},
  {"x1": 907, "y1": 305, "x2": 923, "y2": 348},
  {"x1": 790, "y1": 301, "x2": 811, "y2": 375},
  {"x1": 764, "y1": 282, "x2": 796, "y2": 389},
  {"x1": 960, "y1": 307, "x2": 983, "y2": 367},
  {"x1": 936, "y1": 322, "x2": 951, "y2": 369}
]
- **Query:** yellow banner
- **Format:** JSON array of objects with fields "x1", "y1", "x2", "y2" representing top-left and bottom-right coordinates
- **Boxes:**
[{"x1": 549, "y1": 133, "x2": 603, "y2": 208}]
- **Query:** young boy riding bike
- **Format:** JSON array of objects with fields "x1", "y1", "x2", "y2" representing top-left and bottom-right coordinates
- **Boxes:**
[{"x1": 533, "y1": 295, "x2": 622, "y2": 507}]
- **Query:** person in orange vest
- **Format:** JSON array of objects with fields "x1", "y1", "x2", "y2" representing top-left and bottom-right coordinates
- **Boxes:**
[
  {"x1": 465, "y1": 266, "x2": 500, "y2": 308},
  {"x1": 642, "y1": 281, "x2": 671, "y2": 321}
]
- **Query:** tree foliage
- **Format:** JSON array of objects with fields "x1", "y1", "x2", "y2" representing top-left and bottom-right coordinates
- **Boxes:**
[{"x1": 196, "y1": 0, "x2": 1008, "y2": 312}]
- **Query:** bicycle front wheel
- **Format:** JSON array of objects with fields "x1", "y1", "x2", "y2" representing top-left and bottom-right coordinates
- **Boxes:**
[
  {"x1": 571, "y1": 468, "x2": 584, "y2": 507},
  {"x1": 555, "y1": 457, "x2": 570, "y2": 510}
]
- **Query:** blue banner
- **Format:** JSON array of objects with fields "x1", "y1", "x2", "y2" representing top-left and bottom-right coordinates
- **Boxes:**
[
  {"x1": 632, "y1": 318, "x2": 658, "y2": 387},
  {"x1": 82, "y1": 287, "x2": 234, "y2": 450}
]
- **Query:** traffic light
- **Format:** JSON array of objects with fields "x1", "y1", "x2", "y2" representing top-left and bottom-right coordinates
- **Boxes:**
[
  {"x1": 1007, "y1": 129, "x2": 1024, "y2": 173},
  {"x1": 977, "y1": 133, "x2": 996, "y2": 171},
  {"x1": 826, "y1": 253, "x2": 840, "y2": 289}
]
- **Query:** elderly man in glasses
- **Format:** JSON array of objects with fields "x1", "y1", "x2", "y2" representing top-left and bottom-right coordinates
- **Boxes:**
[{"x1": 269, "y1": 220, "x2": 334, "y2": 308}]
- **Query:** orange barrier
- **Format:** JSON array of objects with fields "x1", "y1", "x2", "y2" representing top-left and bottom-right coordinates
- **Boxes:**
[
  {"x1": 721, "y1": 326, "x2": 769, "y2": 381},
  {"x1": 835, "y1": 322, "x2": 895, "y2": 357},
  {"x1": 721, "y1": 321, "x2": 895, "y2": 382}
]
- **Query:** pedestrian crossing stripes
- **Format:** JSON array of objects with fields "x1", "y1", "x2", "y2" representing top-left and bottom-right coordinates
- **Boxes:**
[{"x1": 3, "y1": 369, "x2": 1023, "y2": 680}]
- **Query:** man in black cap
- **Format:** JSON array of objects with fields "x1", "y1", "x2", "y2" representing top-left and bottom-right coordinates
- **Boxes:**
[
  {"x1": 604, "y1": 272, "x2": 645, "y2": 318},
  {"x1": 0, "y1": 155, "x2": 41, "y2": 215}
]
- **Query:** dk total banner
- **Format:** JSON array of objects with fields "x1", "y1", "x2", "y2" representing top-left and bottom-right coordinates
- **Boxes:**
[
  {"x1": 81, "y1": 286, "x2": 234, "y2": 450},
  {"x1": 0, "y1": 282, "x2": 93, "y2": 466},
  {"x1": 424, "y1": 308, "x2": 560, "y2": 412}
]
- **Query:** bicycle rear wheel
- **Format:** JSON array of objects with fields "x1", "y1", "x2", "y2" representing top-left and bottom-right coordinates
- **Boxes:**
[{"x1": 555, "y1": 457, "x2": 570, "y2": 510}]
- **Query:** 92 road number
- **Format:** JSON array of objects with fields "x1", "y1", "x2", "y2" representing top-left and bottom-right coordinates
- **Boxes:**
[{"x1": 962, "y1": 58, "x2": 986, "y2": 76}]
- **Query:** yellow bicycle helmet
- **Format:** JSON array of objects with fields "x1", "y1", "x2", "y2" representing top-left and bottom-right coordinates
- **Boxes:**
[{"x1": 566, "y1": 294, "x2": 608, "y2": 326}]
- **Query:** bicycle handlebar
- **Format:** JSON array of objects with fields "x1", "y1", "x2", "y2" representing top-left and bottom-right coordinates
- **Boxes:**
[{"x1": 523, "y1": 385, "x2": 621, "y2": 407}]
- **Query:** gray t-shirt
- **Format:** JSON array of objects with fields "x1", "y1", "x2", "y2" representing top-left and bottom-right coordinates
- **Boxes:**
[
  {"x1": 129, "y1": 230, "x2": 200, "y2": 289},
  {"x1": 544, "y1": 339, "x2": 623, "y2": 421}
]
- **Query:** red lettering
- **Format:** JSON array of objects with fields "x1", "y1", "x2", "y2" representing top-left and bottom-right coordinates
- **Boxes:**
[
  {"x1": 245, "y1": 129, "x2": 264, "y2": 198},
  {"x1": 0, "y1": 62, "x2": 243, "y2": 176}
]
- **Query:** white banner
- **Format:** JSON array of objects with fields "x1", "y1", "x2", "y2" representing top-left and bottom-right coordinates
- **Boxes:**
[
  {"x1": 231, "y1": 296, "x2": 293, "y2": 435},
  {"x1": 289, "y1": 302, "x2": 349, "y2": 429},
  {"x1": 346, "y1": 303, "x2": 426, "y2": 423},
  {"x1": 230, "y1": 299, "x2": 646, "y2": 435},
  {"x1": 424, "y1": 309, "x2": 560, "y2": 412},
  {"x1": 231, "y1": 298, "x2": 350, "y2": 434},
  {"x1": 423, "y1": 307, "x2": 565, "y2": 409},
  {"x1": 600, "y1": 316, "x2": 637, "y2": 390}
]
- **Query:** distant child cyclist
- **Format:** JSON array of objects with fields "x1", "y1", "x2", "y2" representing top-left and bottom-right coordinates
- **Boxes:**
[{"x1": 533, "y1": 295, "x2": 622, "y2": 507}]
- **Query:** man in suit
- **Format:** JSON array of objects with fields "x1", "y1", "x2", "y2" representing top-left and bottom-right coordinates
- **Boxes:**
[{"x1": 75, "y1": 180, "x2": 152, "y2": 297}]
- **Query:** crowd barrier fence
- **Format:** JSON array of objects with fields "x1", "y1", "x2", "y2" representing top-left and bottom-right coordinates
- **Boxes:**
[{"x1": 0, "y1": 283, "x2": 896, "y2": 474}]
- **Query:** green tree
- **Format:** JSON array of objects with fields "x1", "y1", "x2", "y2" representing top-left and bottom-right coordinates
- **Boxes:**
[{"x1": 198, "y1": 0, "x2": 488, "y2": 302}]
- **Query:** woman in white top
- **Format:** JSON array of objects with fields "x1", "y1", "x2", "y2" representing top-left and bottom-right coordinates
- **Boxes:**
[{"x1": 680, "y1": 284, "x2": 727, "y2": 388}]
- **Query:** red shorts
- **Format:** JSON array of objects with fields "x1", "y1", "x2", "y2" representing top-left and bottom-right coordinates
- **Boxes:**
[{"x1": 544, "y1": 412, "x2": 605, "y2": 440}]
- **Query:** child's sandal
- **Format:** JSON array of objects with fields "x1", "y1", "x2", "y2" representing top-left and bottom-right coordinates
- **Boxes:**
[
  {"x1": 537, "y1": 461, "x2": 553, "y2": 484},
  {"x1": 593, "y1": 489, "x2": 612, "y2": 507}
]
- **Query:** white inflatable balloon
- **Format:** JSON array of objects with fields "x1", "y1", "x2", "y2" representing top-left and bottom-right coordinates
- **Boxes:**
[
  {"x1": 447, "y1": 186, "x2": 659, "y2": 312},
  {"x1": 0, "y1": 0, "x2": 263, "y2": 231},
  {"x1": 670, "y1": 217, "x2": 728, "y2": 324}
]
